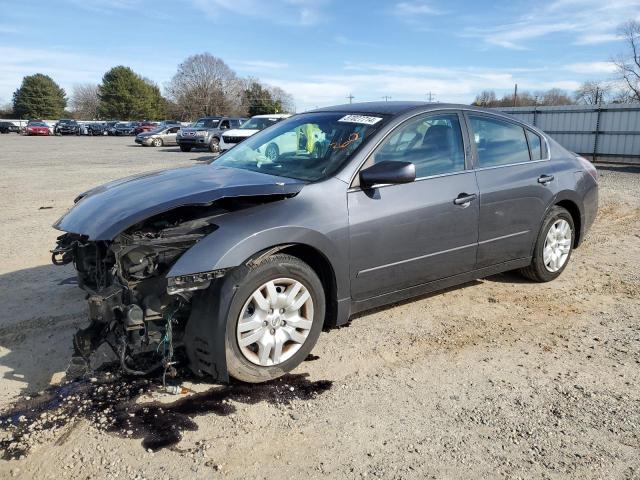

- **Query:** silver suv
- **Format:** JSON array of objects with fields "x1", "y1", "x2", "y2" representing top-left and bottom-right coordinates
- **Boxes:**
[{"x1": 176, "y1": 116, "x2": 246, "y2": 152}]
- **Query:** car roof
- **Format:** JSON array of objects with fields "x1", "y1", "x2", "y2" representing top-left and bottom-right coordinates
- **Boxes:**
[
  {"x1": 307, "y1": 101, "x2": 508, "y2": 118},
  {"x1": 252, "y1": 114, "x2": 291, "y2": 118}
]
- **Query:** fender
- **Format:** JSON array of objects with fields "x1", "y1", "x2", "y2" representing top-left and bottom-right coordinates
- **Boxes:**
[{"x1": 168, "y1": 223, "x2": 350, "y2": 301}]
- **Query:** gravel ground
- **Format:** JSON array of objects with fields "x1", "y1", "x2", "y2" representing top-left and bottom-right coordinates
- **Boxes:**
[{"x1": 0, "y1": 135, "x2": 638, "y2": 479}]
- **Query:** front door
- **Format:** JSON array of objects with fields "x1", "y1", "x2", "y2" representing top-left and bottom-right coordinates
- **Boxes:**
[{"x1": 348, "y1": 112, "x2": 479, "y2": 301}]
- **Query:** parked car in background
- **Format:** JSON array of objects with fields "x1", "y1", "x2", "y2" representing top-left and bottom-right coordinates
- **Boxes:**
[
  {"x1": 106, "y1": 121, "x2": 119, "y2": 135},
  {"x1": 86, "y1": 122, "x2": 108, "y2": 136},
  {"x1": 176, "y1": 116, "x2": 246, "y2": 152},
  {"x1": 54, "y1": 119, "x2": 80, "y2": 135},
  {"x1": 113, "y1": 122, "x2": 136, "y2": 136},
  {"x1": 220, "y1": 114, "x2": 290, "y2": 151},
  {"x1": 135, "y1": 125, "x2": 181, "y2": 147},
  {"x1": 26, "y1": 121, "x2": 51, "y2": 136},
  {"x1": 50, "y1": 102, "x2": 598, "y2": 384},
  {"x1": 0, "y1": 121, "x2": 20, "y2": 134},
  {"x1": 158, "y1": 120, "x2": 181, "y2": 127},
  {"x1": 133, "y1": 121, "x2": 159, "y2": 135}
]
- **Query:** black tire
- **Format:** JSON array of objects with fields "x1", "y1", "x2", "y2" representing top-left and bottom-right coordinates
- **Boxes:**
[
  {"x1": 519, "y1": 206, "x2": 574, "y2": 282},
  {"x1": 179, "y1": 145, "x2": 192, "y2": 152},
  {"x1": 209, "y1": 137, "x2": 220, "y2": 153},
  {"x1": 224, "y1": 254, "x2": 325, "y2": 383},
  {"x1": 265, "y1": 143, "x2": 279, "y2": 161}
]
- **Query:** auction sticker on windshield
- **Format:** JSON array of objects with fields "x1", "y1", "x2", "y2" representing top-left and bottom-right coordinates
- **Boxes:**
[{"x1": 338, "y1": 115, "x2": 383, "y2": 125}]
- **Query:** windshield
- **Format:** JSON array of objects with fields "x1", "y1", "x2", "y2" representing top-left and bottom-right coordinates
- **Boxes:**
[
  {"x1": 193, "y1": 118, "x2": 219, "y2": 128},
  {"x1": 148, "y1": 126, "x2": 166, "y2": 134},
  {"x1": 240, "y1": 117, "x2": 282, "y2": 130},
  {"x1": 215, "y1": 112, "x2": 387, "y2": 182},
  {"x1": 30, "y1": 122, "x2": 47, "y2": 127}
]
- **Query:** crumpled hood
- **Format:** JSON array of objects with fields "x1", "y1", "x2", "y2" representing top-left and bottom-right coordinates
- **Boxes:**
[{"x1": 54, "y1": 165, "x2": 306, "y2": 240}]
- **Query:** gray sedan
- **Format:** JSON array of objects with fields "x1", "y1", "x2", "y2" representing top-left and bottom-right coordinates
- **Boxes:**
[
  {"x1": 52, "y1": 102, "x2": 598, "y2": 383},
  {"x1": 134, "y1": 125, "x2": 181, "y2": 147}
]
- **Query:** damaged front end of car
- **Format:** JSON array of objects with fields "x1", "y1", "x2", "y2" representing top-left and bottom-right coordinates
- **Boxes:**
[{"x1": 52, "y1": 205, "x2": 230, "y2": 379}]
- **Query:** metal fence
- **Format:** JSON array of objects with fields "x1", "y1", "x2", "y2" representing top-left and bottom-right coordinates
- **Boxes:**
[{"x1": 498, "y1": 104, "x2": 640, "y2": 165}]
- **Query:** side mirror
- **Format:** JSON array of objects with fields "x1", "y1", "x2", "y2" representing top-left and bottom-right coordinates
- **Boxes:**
[{"x1": 359, "y1": 161, "x2": 416, "y2": 187}]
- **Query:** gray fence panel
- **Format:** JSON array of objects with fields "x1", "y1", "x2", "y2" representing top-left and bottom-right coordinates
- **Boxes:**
[{"x1": 498, "y1": 104, "x2": 640, "y2": 164}]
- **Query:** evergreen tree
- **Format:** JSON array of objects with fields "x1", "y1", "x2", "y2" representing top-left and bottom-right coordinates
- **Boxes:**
[
  {"x1": 13, "y1": 74, "x2": 66, "y2": 118},
  {"x1": 243, "y1": 82, "x2": 281, "y2": 116},
  {"x1": 98, "y1": 66, "x2": 164, "y2": 119}
]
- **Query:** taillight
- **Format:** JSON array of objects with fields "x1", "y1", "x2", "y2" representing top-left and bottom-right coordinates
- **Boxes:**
[{"x1": 576, "y1": 155, "x2": 598, "y2": 182}]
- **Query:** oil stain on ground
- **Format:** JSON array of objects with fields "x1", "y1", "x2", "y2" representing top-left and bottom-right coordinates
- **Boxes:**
[{"x1": 0, "y1": 366, "x2": 332, "y2": 459}]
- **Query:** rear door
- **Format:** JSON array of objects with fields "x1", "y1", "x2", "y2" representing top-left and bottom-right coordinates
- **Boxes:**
[
  {"x1": 348, "y1": 111, "x2": 479, "y2": 300},
  {"x1": 466, "y1": 113, "x2": 555, "y2": 268}
]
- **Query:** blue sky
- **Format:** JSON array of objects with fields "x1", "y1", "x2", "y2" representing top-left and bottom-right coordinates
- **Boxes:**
[{"x1": 0, "y1": 0, "x2": 636, "y2": 110}]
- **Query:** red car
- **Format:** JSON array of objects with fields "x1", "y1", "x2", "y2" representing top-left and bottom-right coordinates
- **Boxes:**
[
  {"x1": 133, "y1": 121, "x2": 158, "y2": 135},
  {"x1": 26, "y1": 121, "x2": 51, "y2": 136}
]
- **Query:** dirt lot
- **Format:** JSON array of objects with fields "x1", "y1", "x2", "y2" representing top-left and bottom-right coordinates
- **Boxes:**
[{"x1": 0, "y1": 135, "x2": 638, "y2": 479}]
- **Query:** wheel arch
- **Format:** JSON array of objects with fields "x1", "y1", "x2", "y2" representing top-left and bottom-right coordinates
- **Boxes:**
[{"x1": 555, "y1": 198, "x2": 582, "y2": 247}]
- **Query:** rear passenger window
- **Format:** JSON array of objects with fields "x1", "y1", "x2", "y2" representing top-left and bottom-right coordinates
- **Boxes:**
[
  {"x1": 373, "y1": 113, "x2": 465, "y2": 178},
  {"x1": 469, "y1": 116, "x2": 531, "y2": 167},
  {"x1": 526, "y1": 130, "x2": 543, "y2": 160}
]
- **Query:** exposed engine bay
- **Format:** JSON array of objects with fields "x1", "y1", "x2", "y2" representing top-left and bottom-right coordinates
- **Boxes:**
[{"x1": 51, "y1": 196, "x2": 286, "y2": 380}]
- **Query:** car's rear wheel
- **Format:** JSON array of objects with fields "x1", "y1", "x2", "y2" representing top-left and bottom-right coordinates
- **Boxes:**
[
  {"x1": 152, "y1": 138, "x2": 163, "y2": 147},
  {"x1": 179, "y1": 145, "x2": 192, "y2": 152},
  {"x1": 224, "y1": 254, "x2": 325, "y2": 383},
  {"x1": 209, "y1": 137, "x2": 220, "y2": 153},
  {"x1": 519, "y1": 205, "x2": 574, "y2": 282},
  {"x1": 265, "y1": 143, "x2": 279, "y2": 161}
]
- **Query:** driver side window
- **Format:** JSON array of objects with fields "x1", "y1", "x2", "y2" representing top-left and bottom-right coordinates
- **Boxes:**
[{"x1": 373, "y1": 113, "x2": 466, "y2": 178}]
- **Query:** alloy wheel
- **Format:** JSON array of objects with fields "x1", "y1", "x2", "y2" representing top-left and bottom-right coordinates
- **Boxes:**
[{"x1": 543, "y1": 219, "x2": 572, "y2": 272}]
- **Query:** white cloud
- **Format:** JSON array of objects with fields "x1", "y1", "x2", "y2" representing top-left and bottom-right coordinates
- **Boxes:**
[
  {"x1": 235, "y1": 60, "x2": 289, "y2": 71},
  {"x1": 464, "y1": 0, "x2": 640, "y2": 49},
  {"x1": 394, "y1": 1, "x2": 443, "y2": 16},
  {"x1": 189, "y1": 0, "x2": 328, "y2": 26},
  {"x1": 264, "y1": 62, "x2": 588, "y2": 111},
  {"x1": 565, "y1": 62, "x2": 617, "y2": 74}
]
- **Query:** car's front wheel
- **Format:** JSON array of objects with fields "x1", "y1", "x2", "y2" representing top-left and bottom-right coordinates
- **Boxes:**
[
  {"x1": 209, "y1": 137, "x2": 220, "y2": 153},
  {"x1": 152, "y1": 138, "x2": 163, "y2": 147},
  {"x1": 519, "y1": 205, "x2": 574, "y2": 282},
  {"x1": 224, "y1": 254, "x2": 325, "y2": 383}
]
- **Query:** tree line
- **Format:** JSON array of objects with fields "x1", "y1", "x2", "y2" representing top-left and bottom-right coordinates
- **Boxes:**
[
  {"x1": 3, "y1": 52, "x2": 294, "y2": 120},
  {"x1": 473, "y1": 20, "x2": 640, "y2": 108}
]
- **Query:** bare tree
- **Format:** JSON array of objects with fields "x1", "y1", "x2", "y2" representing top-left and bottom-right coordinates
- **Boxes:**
[
  {"x1": 472, "y1": 90, "x2": 497, "y2": 107},
  {"x1": 574, "y1": 81, "x2": 611, "y2": 104},
  {"x1": 268, "y1": 85, "x2": 295, "y2": 113},
  {"x1": 614, "y1": 20, "x2": 640, "y2": 102},
  {"x1": 70, "y1": 83, "x2": 100, "y2": 119},
  {"x1": 538, "y1": 88, "x2": 573, "y2": 106},
  {"x1": 166, "y1": 53, "x2": 246, "y2": 119}
]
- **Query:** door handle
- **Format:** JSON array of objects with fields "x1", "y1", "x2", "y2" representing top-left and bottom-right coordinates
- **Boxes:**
[
  {"x1": 454, "y1": 193, "x2": 477, "y2": 206},
  {"x1": 538, "y1": 174, "x2": 554, "y2": 185}
]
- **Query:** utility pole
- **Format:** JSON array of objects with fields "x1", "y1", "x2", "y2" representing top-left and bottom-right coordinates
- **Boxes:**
[
  {"x1": 382, "y1": 95, "x2": 391, "y2": 102},
  {"x1": 346, "y1": 93, "x2": 354, "y2": 104},
  {"x1": 426, "y1": 91, "x2": 435, "y2": 102},
  {"x1": 513, "y1": 84, "x2": 518, "y2": 107}
]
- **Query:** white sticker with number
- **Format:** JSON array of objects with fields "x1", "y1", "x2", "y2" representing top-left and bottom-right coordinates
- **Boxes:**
[{"x1": 338, "y1": 115, "x2": 383, "y2": 125}]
